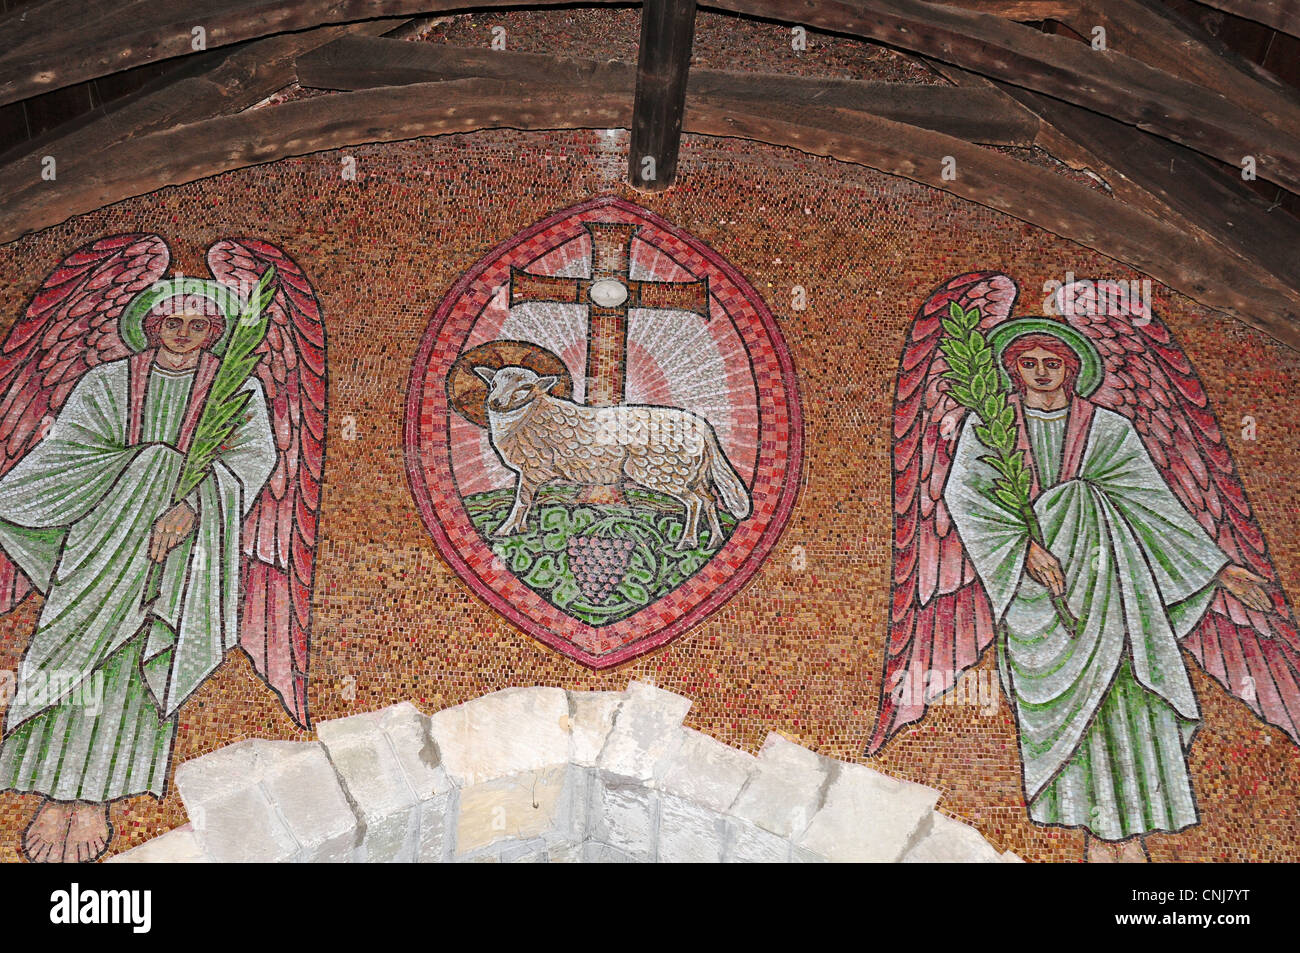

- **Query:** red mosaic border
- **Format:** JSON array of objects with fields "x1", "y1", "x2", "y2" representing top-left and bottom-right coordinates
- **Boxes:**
[{"x1": 404, "y1": 196, "x2": 804, "y2": 668}]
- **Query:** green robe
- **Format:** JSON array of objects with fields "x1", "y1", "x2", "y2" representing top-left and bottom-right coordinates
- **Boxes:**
[
  {"x1": 945, "y1": 402, "x2": 1227, "y2": 840},
  {"x1": 0, "y1": 357, "x2": 275, "y2": 801}
]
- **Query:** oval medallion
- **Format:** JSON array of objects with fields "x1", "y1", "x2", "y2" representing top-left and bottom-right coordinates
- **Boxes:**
[{"x1": 405, "y1": 196, "x2": 803, "y2": 667}]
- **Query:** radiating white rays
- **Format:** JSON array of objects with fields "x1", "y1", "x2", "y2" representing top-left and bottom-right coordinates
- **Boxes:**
[
  {"x1": 530, "y1": 243, "x2": 591, "y2": 279},
  {"x1": 591, "y1": 129, "x2": 631, "y2": 183},
  {"x1": 448, "y1": 230, "x2": 762, "y2": 491},
  {"x1": 628, "y1": 240, "x2": 694, "y2": 283},
  {"x1": 497, "y1": 302, "x2": 589, "y2": 402},
  {"x1": 449, "y1": 414, "x2": 515, "y2": 495},
  {"x1": 626, "y1": 305, "x2": 759, "y2": 478}
]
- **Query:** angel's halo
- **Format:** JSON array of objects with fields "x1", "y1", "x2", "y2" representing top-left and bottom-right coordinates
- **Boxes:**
[
  {"x1": 987, "y1": 316, "x2": 1104, "y2": 398},
  {"x1": 118, "y1": 277, "x2": 244, "y2": 356}
]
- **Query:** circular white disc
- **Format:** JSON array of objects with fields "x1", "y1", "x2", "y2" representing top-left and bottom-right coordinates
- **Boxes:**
[{"x1": 589, "y1": 278, "x2": 629, "y2": 308}]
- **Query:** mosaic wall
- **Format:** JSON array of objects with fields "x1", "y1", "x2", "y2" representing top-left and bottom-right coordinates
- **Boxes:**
[{"x1": 1, "y1": 127, "x2": 1299, "y2": 863}]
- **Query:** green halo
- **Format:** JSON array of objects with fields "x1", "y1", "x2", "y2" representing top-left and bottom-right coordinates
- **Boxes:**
[
  {"x1": 118, "y1": 278, "x2": 243, "y2": 356},
  {"x1": 987, "y1": 317, "x2": 1103, "y2": 398}
]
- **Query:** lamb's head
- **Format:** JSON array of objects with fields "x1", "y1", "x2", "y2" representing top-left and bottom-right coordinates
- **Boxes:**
[{"x1": 473, "y1": 365, "x2": 560, "y2": 414}]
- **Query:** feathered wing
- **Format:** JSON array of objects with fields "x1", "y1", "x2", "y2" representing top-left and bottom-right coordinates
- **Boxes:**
[
  {"x1": 208, "y1": 239, "x2": 326, "y2": 730},
  {"x1": 867, "y1": 272, "x2": 1020, "y2": 754},
  {"x1": 1058, "y1": 281, "x2": 1300, "y2": 745},
  {"x1": 0, "y1": 234, "x2": 169, "y2": 613}
]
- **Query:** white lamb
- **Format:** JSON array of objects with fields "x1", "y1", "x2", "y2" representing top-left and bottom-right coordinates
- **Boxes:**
[{"x1": 474, "y1": 365, "x2": 751, "y2": 550}]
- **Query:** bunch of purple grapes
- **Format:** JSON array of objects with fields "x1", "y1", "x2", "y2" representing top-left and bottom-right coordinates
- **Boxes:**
[{"x1": 568, "y1": 535, "x2": 635, "y2": 604}]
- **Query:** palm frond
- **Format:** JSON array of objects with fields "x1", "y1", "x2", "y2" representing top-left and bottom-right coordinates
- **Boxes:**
[{"x1": 175, "y1": 267, "x2": 276, "y2": 499}]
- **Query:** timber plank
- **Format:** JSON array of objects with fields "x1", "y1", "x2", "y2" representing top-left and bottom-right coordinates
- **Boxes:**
[
  {"x1": 295, "y1": 36, "x2": 1041, "y2": 145},
  {"x1": 0, "y1": 79, "x2": 1295, "y2": 349},
  {"x1": 3, "y1": 0, "x2": 1299, "y2": 191},
  {"x1": 629, "y1": 0, "x2": 698, "y2": 190}
]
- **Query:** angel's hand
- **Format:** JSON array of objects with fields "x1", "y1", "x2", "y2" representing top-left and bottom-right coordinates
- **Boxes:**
[
  {"x1": 1026, "y1": 540, "x2": 1065, "y2": 597},
  {"x1": 149, "y1": 502, "x2": 196, "y2": 563},
  {"x1": 1218, "y1": 564, "x2": 1273, "y2": 613}
]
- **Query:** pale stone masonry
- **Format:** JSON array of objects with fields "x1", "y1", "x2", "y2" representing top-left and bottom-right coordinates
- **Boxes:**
[{"x1": 110, "y1": 681, "x2": 1022, "y2": 863}]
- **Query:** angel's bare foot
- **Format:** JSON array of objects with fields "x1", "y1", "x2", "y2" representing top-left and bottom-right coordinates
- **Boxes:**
[
  {"x1": 65, "y1": 802, "x2": 112, "y2": 863},
  {"x1": 22, "y1": 799, "x2": 72, "y2": 863},
  {"x1": 1117, "y1": 837, "x2": 1149, "y2": 863},
  {"x1": 1084, "y1": 834, "x2": 1117, "y2": 863}
]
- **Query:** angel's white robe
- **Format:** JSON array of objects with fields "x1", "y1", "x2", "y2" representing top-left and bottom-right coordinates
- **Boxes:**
[
  {"x1": 0, "y1": 356, "x2": 275, "y2": 801},
  {"x1": 946, "y1": 400, "x2": 1227, "y2": 840}
]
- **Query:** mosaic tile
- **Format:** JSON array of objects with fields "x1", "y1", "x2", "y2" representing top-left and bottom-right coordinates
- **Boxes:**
[
  {"x1": 407, "y1": 195, "x2": 801, "y2": 666},
  {"x1": 0, "y1": 124, "x2": 1295, "y2": 863}
]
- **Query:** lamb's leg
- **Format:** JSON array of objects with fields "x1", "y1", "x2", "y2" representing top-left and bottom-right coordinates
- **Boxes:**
[
  {"x1": 700, "y1": 489, "x2": 725, "y2": 549},
  {"x1": 495, "y1": 477, "x2": 538, "y2": 537},
  {"x1": 675, "y1": 494, "x2": 701, "y2": 551}
]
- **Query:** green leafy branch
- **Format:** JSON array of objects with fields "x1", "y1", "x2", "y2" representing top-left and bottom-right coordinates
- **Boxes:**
[
  {"x1": 142, "y1": 268, "x2": 276, "y2": 605},
  {"x1": 938, "y1": 301, "x2": 1077, "y2": 637},
  {"x1": 174, "y1": 268, "x2": 276, "y2": 499}
]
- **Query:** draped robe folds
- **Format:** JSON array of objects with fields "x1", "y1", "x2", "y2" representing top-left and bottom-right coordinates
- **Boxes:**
[
  {"x1": 0, "y1": 353, "x2": 275, "y2": 801},
  {"x1": 944, "y1": 395, "x2": 1228, "y2": 840}
]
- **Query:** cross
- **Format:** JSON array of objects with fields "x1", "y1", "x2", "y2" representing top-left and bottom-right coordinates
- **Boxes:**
[{"x1": 508, "y1": 222, "x2": 710, "y2": 408}]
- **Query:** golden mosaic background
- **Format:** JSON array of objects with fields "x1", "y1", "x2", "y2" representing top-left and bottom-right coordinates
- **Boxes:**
[{"x1": 0, "y1": 123, "x2": 1297, "y2": 862}]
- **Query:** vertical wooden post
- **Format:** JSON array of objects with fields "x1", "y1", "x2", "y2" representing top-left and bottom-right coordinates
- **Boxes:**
[{"x1": 628, "y1": 0, "x2": 697, "y2": 192}]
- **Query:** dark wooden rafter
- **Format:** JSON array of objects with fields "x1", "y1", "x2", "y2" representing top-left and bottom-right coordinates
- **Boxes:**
[
  {"x1": 925, "y1": 56, "x2": 1300, "y2": 334},
  {"x1": 933, "y1": 0, "x2": 1078, "y2": 17},
  {"x1": 0, "y1": 0, "x2": 623, "y2": 107},
  {"x1": 0, "y1": 75, "x2": 1297, "y2": 348},
  {"x1": 1057, "y1": 0, "x2": 1298, "y2": 102},
  {"x1": 923, "y1": 5, "x2": 1300, "y2": 305},
  {"x1": 3, "y1": 0, "x2": 1300, "y2": 190},
  {"x1": 1184, "y1": 0, "x2": 1300, "y2": 39},
  {"x1": 708, "y1": 0, "x2": 1300, "y2": 192},
  {"x1": 629, "y1": 0, "x2": 698, "y2": 191},
  {"x1": 1003, "y1": 85, "x2": 1300, "y2": 295},
  {"x1": 295, "y1": 37, "x2": 1041, "y2": 145},
  {"x1": 0, "y1": 18, "x2": 416, "y2": 169}
]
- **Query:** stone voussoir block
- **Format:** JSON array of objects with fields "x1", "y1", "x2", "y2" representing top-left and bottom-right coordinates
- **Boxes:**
[
  {"x1": 566, "y1": 689, "x2": 627, "y2": 767},
  {"x1": 658, "y1": 727, "x2": 758, "y2": 813},
  {"x1": 176, "y1": 739, "x2": 359, "y2": 863},
  {"x1": 657, "y1": 793, "x2": 729, "y2": 863},
  {"x1": 722, "y1": 816, "x2": 793, "y2": 863},
  {"x1": 596, "y1": 680, "x2": 693, "y2": 783},
  {"x1": 454, "y1": 764, "x2": 577, "y2": 858},
  {"x1": 107, "y1": 824, "x2": 209, "y2": 863},
  {"x1": 589, "y1": 771, "x2": 660, "y2": 861},
  {"x1": 901, "y1": 811, "x2": 1004, "y2": 863},
  {"x1": 728, "y1": 732, "x2": 831, "y2": 841},
  {"x1": 316, "y1": 701, "x2": 453, "y2": 862},
  {"x1": 429, "y1": 686, "x2": 571, "y2": 787},
  {"x1": 798, "y1": 760, "x2": 942, "y2": 863}
]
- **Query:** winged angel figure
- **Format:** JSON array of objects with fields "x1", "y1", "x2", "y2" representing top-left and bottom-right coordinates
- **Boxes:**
[
  {"x1": 870, "y1": 273, "x2": 1297, "y2": 862},
  {"x1": 0, "y1": 235, "x2": 325, "y2": 862}
]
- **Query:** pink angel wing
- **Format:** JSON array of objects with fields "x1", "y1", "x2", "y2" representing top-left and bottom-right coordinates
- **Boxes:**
[
  {"x1": 867, "y1": 272, "x2": 1020, "y2": 754},
  {"x1": 1059, "y1": 280, "x2": 1300, "y2": 744},
  {"x1": 0, "y1": 234, "x2": 169, "y2": 613},
  {"x1": 207, "y1": 238, "x2": 326, "y2": 730}
]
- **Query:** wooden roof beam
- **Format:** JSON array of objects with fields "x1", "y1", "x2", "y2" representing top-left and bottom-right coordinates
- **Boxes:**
[
  {"x1": 0, "y1": 78, "x2": 1296, "y2": 349},
  {"x1": 3, "y1": 0, "x2": 1299, "y2": 192},
  {"x1": 1003, "y1": 85, "x2": 1300, "y2": 299},
  {"x1": 294, "y1": 36, "x2": 1042, "y2": 146},
  {"x1": 0, "y1": 18, "x2": 416, "y2": 169},
  {"x1": 1055, "y1": 0, "x2": 1300, "y2": 105},
  {"x1": 710, "y1": 0, "x2": 1300, "y2": 191},
  {"x1": 1183, "y1": 0, "x2": 1300, "y2": 41},
  {"x1": 629, "y1": 0, "x2": 698, "y2": 191},
  {"x1": 0, "y1": 0, "x2": 624, "y2": 108}
]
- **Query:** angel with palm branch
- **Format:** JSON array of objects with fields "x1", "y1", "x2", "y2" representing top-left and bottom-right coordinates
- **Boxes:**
[
  {"x1": 873, "y1": 274, "x2": 1295, "y2": 862},
  {"x1": 0, "y1": 235, "x2": 326, "y2": 863}
]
